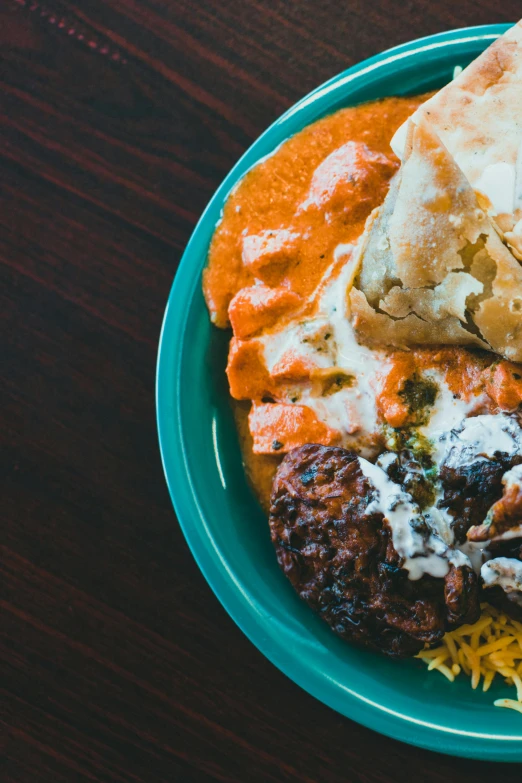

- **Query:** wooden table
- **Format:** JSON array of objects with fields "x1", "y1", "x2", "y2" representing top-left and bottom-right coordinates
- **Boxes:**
[{"x1": 3, "y1": 2, "x2": 522, "y2": 780}]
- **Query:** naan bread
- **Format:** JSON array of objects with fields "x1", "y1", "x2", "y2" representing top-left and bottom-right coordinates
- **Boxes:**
[
  {"x1": 390, "y1": 21, "x2": 522, "y2": 257},
  {"x1": 351, "y1": 118, "x2": 522, "y2": 361},
  {"x1": 350, "y1": 287, "x2": 488, "y2": 350}
]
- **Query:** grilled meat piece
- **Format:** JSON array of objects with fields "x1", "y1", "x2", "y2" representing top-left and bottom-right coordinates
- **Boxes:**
[
  {"x1": 481, "y1": 555, "x2": 522, "y2": 621},
  {"x1": 269, "y1": 444, "x2": 480, "y2": 658},
  {"x1": 437, "y1": 456, "x2": 522, "y2": 543},
  {"x1": 482, "y1": 585, "x2": 522, "y2": 620},
  {"x1": 468, "y1": 465, "x2": 522, "y2": 543},
  {"x1": 487, "y1": 539, "x2": 522, "y2": 560}
]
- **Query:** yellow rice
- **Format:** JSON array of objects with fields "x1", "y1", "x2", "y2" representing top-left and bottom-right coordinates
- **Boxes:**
[{"x1": 417, "y1": 603, "x2": 522, "y2": 711}]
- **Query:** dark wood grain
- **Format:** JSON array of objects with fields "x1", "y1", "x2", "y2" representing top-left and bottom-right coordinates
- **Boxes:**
[{"x1": 2, "y1": 2, "x2": 522, "y2": 780}]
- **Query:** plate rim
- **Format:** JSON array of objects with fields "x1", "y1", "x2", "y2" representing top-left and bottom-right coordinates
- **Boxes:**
[{"x1": 156, "y1": 23, "x2": 522, "y2": 761}]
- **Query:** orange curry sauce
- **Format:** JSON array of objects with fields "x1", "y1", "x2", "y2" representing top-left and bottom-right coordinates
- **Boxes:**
[{"x1": 203, "y1": 96, "x2": 522, "y2": 509}]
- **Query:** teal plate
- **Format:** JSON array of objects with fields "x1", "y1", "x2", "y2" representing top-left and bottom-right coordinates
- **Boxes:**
[{"x1": 156, "y1": 25, "x2": 522, "y2": 760}]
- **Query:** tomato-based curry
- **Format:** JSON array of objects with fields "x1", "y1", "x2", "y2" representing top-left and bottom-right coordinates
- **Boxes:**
[
  {"x1": 203, "y1": 97, "x2": 422, "y2": 328},
  {"x1": 203, "y1": 95, "x2": 522, "y2": 511}
]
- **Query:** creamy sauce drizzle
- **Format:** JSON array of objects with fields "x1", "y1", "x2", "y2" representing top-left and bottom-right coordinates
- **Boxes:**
[
  {"x1": 418, "y1": 370, "x2": 477, "y2": 437},
  {"x1": 361, "y1": 414, "x2": 522, "y2": 583},
  {"x1": 429, "y1": 413, "x2": 522, "y2": 470},
  {"x1": 415, "y1": 414, "x2": 522, "y2": 579},
  {"x1": 358, "y1": 457, "x2": 454, "y2": 580},
  {"x1": 258, "y1": 248, "x2": 384, "y2": 455},
  {"x1": 482, "y1": 558, "x2": 522, "y2": 605}
]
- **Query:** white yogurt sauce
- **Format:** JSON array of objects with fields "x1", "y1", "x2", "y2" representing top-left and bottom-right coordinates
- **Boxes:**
[
  {"x1": 373, "y1": 410, "x2": 522, "y2": 580},
  {"x1": 492, "y1": 527, "x2": 522, "y2": 542},
  {"x1": 482, "y1": 557, "x2": 522, "y2": 604},
  {"x1": 317, "y1": 251, "x2": 382, "y2": 436},
  {"x1": 358, "y1": 457, "x2": 453, "y2": 580},
  {"x1": 417, "y1": 414, "x2": 522, "y2": 578},
  {"x1": 259, "y1": 244, "x2": 384, "y2": 451},
  {"x1": 376, "y1": 451, "x2": 398, "y2": 472},
  {"x1": 419, "y1": 369, "x2": 477, "y2": 437},
  {"x1": 429, "y1": 413, "x2": 522, "y2": 470},
  {"x1": 362, "y1": 436, "x2": 522, "y2": 582},
  {"x1": 262, "y1": 317, "x2": 337, "y2": 373},
  {"x1": 458, "y1": 540, "x2": 491, "y2": 573},
  {"x1": 503, "y1": 463, "x2": 522, "y2": 488}
]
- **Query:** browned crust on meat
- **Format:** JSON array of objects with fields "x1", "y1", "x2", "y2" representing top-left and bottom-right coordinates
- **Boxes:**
[{"x1": 269, "y1": 444, "x2": 480, "y2": 658}]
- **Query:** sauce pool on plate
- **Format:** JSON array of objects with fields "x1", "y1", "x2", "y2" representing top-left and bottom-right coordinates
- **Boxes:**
[{"x1": 204, "y1": 96, "x2": 423, "y2": 507}]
